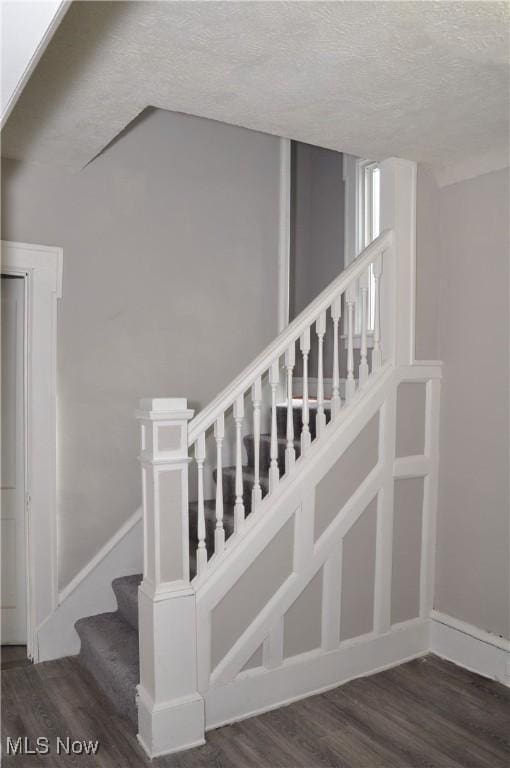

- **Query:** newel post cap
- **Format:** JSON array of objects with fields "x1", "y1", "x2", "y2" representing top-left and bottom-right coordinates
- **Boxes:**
[{"x1": 136, "y1": 397, "x2": 194, "y2": 420}]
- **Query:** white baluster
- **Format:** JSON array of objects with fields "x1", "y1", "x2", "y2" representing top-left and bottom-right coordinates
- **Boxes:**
[
  {"x1": 284, "y1": 344, "x2": 295, "y2": 473},
  {"x1": 300, "y1": 327, "x2": 312, "y2": 454},
  {"x1": 372, "y1": 253, "x2": 382, "y2": 370},
  {"x1": 251, "y1": 377, "x2": 263, "y2": 510},
  {"x1": 331, "y1": 295, "x2": 342, "y2": 418},
  {"x1": 346, "y1": 286, "x2": 356, "y2": 404},
  {"x1": 233, "y1": 395, "x2": 245, "y2": 531},
  {"x1": 359, "y1": 270, "x2": 369, "y2": 387},
  {"x1": 316, "y1": 311, "x2": 327, "y2": 437},
  {"x1": 269, "y1": 361, "x2": 280, "y2": 493},
  {"x1": 195, "y1": 433, "x2": 207, "y2": 575},
  {"x1": 214, "y1": 414, "x2": 225, "y2": 555}
]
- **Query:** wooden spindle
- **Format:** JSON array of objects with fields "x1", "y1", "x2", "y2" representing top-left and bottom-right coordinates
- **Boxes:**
[
  {"x1": 214, "y1": 414, "x2": 225, "y2": 555},
  {"x1": 284, "y1": 344, "x2": 295, "y2": 473},
  {"x1": 346, "y1": 286, "x2": 356, "y2": 404},
  {"x1": 233, "y1": 395, "x2": 245, "y2": 531},
  {"x1": 331, "y1": 295, "x2": 342, "y2": 418},
  {"x1": 316, "y1": 311, "x2": 326, "y2": 436},
  {"x1": 359, "y1": 270, "x2": 369, "y2": 386},
  {"x1": 300, "y1": 327, "x2": 311, "y2": 454},
  {"x1": 195, "y1": 433, "x2": 207, "y2": 575},
  {"x1": 372, "y1": 253, "x2": 382, "y2": 370},
  {"x1": 269, "y1": 361, "x2": 280, "y2": 493},
  {"x1": 251, "y1": 377, "x2": 262, "y2": 510}
]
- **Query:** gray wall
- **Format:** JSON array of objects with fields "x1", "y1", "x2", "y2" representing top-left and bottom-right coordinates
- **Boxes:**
[
  {"x1": 290, "y1": 142, "x2": 344, "y2": 319},
  {"x1": 1, "y1": 108, "x2": 280, "y2": 588},
  {"x1": 434, "y1": 168, "x2": 510, "y2": 639}
]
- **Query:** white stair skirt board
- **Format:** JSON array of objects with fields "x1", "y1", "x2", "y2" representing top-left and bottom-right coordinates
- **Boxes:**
[
  {"x1": 205, "y1": 618, "x2": 429, "y2": 729},
  {"x1": 430, "y1": 610, "x2": 510, "y2": 687},
  {"x1": 35, "y1": 509, "x2": 142, "y2": 661}
]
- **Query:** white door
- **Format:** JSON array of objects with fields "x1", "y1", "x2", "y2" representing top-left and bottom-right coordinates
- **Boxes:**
[{"x1": 1, "y1": 275, "x2": 27, "y2": 644}]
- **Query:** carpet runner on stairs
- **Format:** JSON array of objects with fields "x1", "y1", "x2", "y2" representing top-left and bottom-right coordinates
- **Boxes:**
[{"x1": 74, "y1": 400, "x2": 331, "y2": 725}]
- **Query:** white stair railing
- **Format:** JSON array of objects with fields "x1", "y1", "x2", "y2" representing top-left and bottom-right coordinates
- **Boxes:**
[{"x1": 187, "y1": 229, "x2": 394, "y2": 580}]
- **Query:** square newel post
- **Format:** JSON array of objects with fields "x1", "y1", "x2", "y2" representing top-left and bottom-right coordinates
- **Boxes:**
[
  {"x1": 379, "y1": 157, "x2": 417, "y2": 366},
  {"x1": 135, "y1": 398, "x2": 205, "y2": 758}
]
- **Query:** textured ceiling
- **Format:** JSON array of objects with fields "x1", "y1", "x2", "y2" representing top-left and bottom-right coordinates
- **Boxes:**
[{"x1": 3, "y1": 1, "x2": 509, "y2": 172}]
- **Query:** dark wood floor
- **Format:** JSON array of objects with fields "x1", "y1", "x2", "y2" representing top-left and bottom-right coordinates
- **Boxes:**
[
  {"x1": 2, "y1": 653, "x2": 509, "y2": 767},
  {"x1": 1, "y1": 645, "x2": 30, "y2": 671}
]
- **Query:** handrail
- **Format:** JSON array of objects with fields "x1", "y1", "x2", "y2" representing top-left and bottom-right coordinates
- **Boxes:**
[{"x1": 188, "y1": 229, "x2": 393, "y2": 445}]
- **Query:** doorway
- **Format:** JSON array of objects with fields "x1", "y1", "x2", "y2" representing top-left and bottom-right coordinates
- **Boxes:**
[
  {"x1": 1, "y1": 240, "x2": 62, "y2": 661},
  {"x1": 1, "y1": 274, "x2": 28, "y2": 663}
]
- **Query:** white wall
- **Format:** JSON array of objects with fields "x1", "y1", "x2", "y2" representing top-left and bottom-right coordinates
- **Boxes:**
[
  {"x1": 1, "y1": 0, "x2": 69, "y2": 126},
  {"x1": 1, "y1": 108, "x2": 280, "y2": 589},
  {"x1": 434, "y1": 168, "x2": 509, "y2": 639}
]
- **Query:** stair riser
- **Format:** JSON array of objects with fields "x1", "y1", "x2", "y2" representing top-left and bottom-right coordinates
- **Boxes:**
[
  {"x1": 189, "y1": 512, "x2": 235, "y2": 554},
  {"x1": 243, "y1": 435, "x2": 289, "y2": 472},
  {"x1": 276, "y1": 406, "x2": 328, "y2": 442},
  {"x1": 112, "y1": 584, "x2": 139, "y2": 632},
  {"x1": 214, "y1": 469, "x2": 270, "y2": 506},
  {"x1": 75, "y1": 622, "x2": 138, "y2": 726}
]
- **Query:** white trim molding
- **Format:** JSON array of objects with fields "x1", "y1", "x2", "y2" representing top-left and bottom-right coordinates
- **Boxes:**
[
  {"x1": 430, "y1": 610, "x2": 510, "y2": 687},
  {"x1": 1, "y1": 240, "x2": 62, "y2": 660},
  {"x1": 277, "y1": 137, "x2": 291, "y2": 332}
]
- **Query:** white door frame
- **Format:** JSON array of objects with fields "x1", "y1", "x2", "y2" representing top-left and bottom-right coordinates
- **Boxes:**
[{"x1": 1, "y1": 241, "x2": 62, "y2": 659}]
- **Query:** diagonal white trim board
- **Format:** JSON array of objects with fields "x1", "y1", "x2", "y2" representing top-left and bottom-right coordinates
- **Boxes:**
[
  {"x1": 430, "y1": 610, "x2": 510, "y2": 687},
  {"x1": 35, "y1": 509, "x2": 142, "y2": 661}
]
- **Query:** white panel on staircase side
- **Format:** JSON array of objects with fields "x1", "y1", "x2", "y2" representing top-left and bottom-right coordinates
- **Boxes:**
[{"x1": 193, "y1": 363, "x2": 441, "y2": 728}]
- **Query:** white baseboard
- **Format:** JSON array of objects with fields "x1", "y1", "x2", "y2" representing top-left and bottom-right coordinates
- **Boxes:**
[
  {"x1": 430, "y1": 610, "x2": 510, "y2": 687},
  {"x1": 35, "y1": 510, "x2": 142, "y2": 661},
  {"x1": 205, "y1": 618, "x2": 429, "y2": 729}
]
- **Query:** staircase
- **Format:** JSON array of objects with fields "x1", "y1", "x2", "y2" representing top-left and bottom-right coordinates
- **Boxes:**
[
  {"x1": 71, "y1": 157, "x2": 435, "y2": 761},
  {"x1": 74, "y1": 402, "x2": 331, "y2": 719}
]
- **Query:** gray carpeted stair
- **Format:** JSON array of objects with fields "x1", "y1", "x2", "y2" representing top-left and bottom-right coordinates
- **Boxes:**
[
  {"x1": 74, "y1": 398, "x2": 332, "y2": 727},
  {"x1": 75, "y1": 605, "x2": 140, "y2": 724}
]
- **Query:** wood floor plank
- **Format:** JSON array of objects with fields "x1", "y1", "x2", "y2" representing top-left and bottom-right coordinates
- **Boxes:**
[{"x1": 2, "y1": 654, "x2": 509, "y2": 767}]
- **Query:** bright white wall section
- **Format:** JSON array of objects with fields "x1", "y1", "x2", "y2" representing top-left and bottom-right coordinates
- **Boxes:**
[
  {"x1": 1, "y1": 108, "x2": 280, "y2": 590},
  {"x1": 0, "y1": 0, "x2": 69, "y2": 127}
]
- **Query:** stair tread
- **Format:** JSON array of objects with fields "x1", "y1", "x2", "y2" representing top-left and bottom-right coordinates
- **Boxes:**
[
  {"x1": 221, "y1": 465, "x2": 270, "y2": 485},
  {"x1": 112, "y1": 573, "x2": 142, "y2": 591},
  {"x1": 75, "y1": 611, "x2": 139, "y2": 724}
]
